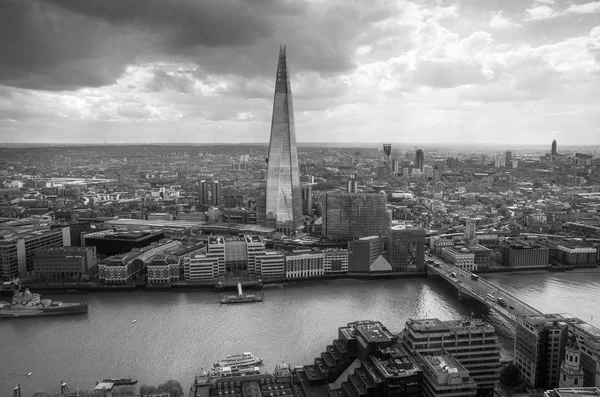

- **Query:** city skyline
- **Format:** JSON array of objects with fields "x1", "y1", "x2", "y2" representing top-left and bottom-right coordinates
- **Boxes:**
[{"x1": 1, "y1": 0, "x2": 600, "y2": 145}]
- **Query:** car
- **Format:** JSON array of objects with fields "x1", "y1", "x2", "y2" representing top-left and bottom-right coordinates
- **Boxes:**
[{"x1": 509, "y1": 305, "x2": 514, "y2": 309}]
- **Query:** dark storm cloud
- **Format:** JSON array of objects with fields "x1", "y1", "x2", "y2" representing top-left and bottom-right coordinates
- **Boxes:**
[{"x1": 0, "y1": 0, "x2": 399, "y2": 91}]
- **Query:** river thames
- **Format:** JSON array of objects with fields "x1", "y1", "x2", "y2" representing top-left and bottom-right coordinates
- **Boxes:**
[{"x1": 2, "y1": 270, "x2": 599, "y2": 395}]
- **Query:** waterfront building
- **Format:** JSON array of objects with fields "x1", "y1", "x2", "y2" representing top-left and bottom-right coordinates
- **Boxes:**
[
  {"x1": 559, "y1": 336, "x2": 584, "y2": 388},
  {"x1": 441, "y1": 246, "x2": 476, "y2": 271},
  {"x1": 0, "y1": 227, "x2": 66, "y2": 280},
  {"x1": 184, "y1": 254, "x2": 219, "y2": 281},
  {"x1": 514, "y1": 314, "x2": 574, "y2": 389},
  {"x1": 147, "y1": 212, "x2": 173, "y2": 221},
  {"x1": 321, "y1": 192, "x2": 389, "y2": 240},
  {"x1": 84, "y1": 230, "x2": 165, "y2": 257},
  {"x1": 284, "y1": 248, "x2": 324, "y2": 279},
  {"x1": 402, "y1": 318, "x2": 501, "y2": 396},
  {"x1": 415, "y1": 352, "x2": 478, "y2": 397},
  {"x1": 348, "y1": 235, "x2": 385, "y2": 274},
  {"x1": 499, "y1": 239, "x2": 550, "y2": 268},
  {"x1": 147, "y1": 254, "x2": 179, "y2": 284},
  {"x1": 323, "y1": 248, "x2": 348, "y2": 274},
  {"x1": 97, "y1": 253, "x2": 136, "y2": 284},
  {"x1": 245, "y1": 235, "x2": 266, "y2": 277},
  {"x1": 265, "y1": 46, "x2": 303, "y2": 235},
  {"x1": 255, "y1": 250, "x2": 285, "y2": 279},
  {"x1": 304, "y1": 320, "x2": 423, "y2": 397},
  {"x1": 387, "y1": 225, "x2": 426, "y2": 272},
  {"x1": 470, "y1": 244, "x2": 492, "y2": 268},
  {"x1": 207, "y1": 236, "x2": 225, "y2": 276},
  {"x1": 33, "y1": 246, "x2": 98, "y2": 281},
  {"x1": 557, "y1": 245, "x2": 597, "y2": 267}
]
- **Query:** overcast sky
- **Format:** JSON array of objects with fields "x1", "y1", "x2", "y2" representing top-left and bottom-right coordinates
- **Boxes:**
[{"x1": 0, "y1": 0, "x2": 599, "y2": 145}]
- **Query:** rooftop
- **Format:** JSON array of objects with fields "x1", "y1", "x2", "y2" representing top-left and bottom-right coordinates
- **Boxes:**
[
  {"x1": 406, "y1": 318, "x2": 495, "y2": 333},
  {"x1": 355, "y1": 322, "x2": 392, "y2": 344}
]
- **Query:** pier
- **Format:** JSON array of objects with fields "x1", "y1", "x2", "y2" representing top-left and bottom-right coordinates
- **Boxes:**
[{"x1": 220, "y1": 281, "x2": 263, "y2": 304}]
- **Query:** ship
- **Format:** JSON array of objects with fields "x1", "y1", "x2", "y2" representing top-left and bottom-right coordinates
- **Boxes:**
[
  {"x1": 208, "y1": 366, "x2": 261, "y2": 378},
  {"x1": 0, "y1": 286, "x2": 88, "y2": 318},
  {"x1": 212, "y1": 352, "x2": 263, "y2": 369},
  {"x1": 97, "y1": 378, "x2": 138, "y2": 385}
]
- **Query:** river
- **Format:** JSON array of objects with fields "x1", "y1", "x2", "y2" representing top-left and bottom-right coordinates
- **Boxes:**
[{"x1": 2, "y1": 271, "x2": 599, "y2": 396}]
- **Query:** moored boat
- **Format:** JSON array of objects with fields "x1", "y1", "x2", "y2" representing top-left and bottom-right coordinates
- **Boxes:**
[
  {"x1": 208, "y1": 366, "x2": 261, "y2": 378},
  {"x1": 97, "y1": 378, "x2": 138, "y2": 385},
  {"x1": 212, "y1": 352, "x2": 263, "y2": 369}
]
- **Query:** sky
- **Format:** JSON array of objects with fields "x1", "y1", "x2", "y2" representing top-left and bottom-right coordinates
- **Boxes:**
[{"x1": 0, "y1": 0, "x2": 599, "y2": 145}]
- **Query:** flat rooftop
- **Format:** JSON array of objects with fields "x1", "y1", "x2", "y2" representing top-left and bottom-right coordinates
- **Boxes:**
[
  {"x1": 104, "y1": 219, "x2": 276, "y2": 233},
  {"x1": 423, "y1": 355, "x2": 466, "y2": 375},
  {"x1": 355, "y1": 322, "x2": 392, "y2": 344},
  {"x1": 550, "y1": 388, "x2": 600, "y2": 397},
  {"x1": 406, "y1": 318, "x2": 495, "y2": 333}
]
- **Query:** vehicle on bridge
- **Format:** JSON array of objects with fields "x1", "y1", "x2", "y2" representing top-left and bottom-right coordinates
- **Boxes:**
[
  {"x1": 451, "y1": 272, "x2": 456, "y2": 278},
  {"x1": 497, "y1": 297, "x2": 507, "y2": 307},
  {"x1": 471, "y1": 274, "x2": 479, "y2": 281},
  {"x1": 486, "y1": 293, "x2": 495, "y2": 301}
]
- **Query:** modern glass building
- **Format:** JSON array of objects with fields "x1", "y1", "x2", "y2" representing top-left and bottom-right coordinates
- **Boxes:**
[
  {"x1": 265, "y1": 45, "x2": 303, "y2": 236},
  {"x1": 321, "y1": 192, "x2": 390, "y2": 240}
]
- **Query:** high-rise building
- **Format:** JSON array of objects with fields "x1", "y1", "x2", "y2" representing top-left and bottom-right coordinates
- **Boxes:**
[
  {"x1": 387, "y1": 225, "x2": 426, "y2": 272},
  {"x1": 505, "y1": 151, "x2": 512, "y2": 164},
  {"x1": 346, "y1": 179, "x2": 358, "y2": 193},
  {"x1": 403, "y1": 318, "x2": 501, "y2": 396},
  {"x1": 265, "y1": 46, "x2": 303, "y2": 235},
  {"x1": 415, "y1": 149, "x2": 425, "y2": 171},
  {"x1": 348, "y1": 236, "x2": 386, "y2": 274},
  {"x1": 321, "y1": 192, "x2": 390, "y2": 240},
  {"x1": 514, "y1": 313, "x2": 573, "y2": 389},
  {"x1": 552, "y1": 139, "x2": 558, "y2": 155},
  {"x1": 301, "y1": 183, "x2": 313, "y2": 216},
  {"x1": 199, "y1": 180, "x2": 221, "y2": 207}
]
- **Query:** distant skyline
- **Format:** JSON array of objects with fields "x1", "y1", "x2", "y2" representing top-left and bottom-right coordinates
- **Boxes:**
[{"x1": 1, "y1": 0, "x2": 599, "y2": 145}]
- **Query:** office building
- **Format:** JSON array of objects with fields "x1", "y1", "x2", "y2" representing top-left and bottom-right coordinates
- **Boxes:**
[
  {"x1": 514, "y1": 314, "x2": 574, "y2": 389},
  {"x1": 147, "y1": 254, "x2": 180, "y2": 285},
  {"x1": 348, "y1": 235, "x2": 386, "y2": 274},
  {"x1": 416, "y1": 149, "x2": 425, "y2": 171},
  {"x1": 346, "y1": 179, "x2": 358, "y2": 193},
  {"x1": 0, "y1": 227, "x2": 66, "y2": 280},
  {"x1": 441, "y1": 246, "x2": 477, "y2": 271},
  {"x1": 50, "y1": 221, "x2": 92, "y2": 247},
  {"x1": 33, "y1": 246, "x2": 97, "y2": 281},
  {"x1": 284, "y1": 248, "x2": 324, "y2": 278},
  {"x1": 302, "y1": 183, "x2": 313, "y2": 216},
  {"x1": 265, "y1": 45, "x2": 303, "y2": 235},
  {"x1": 321, "y1": 192, "x2": 389, "y2": 240},
  {"x1": 304, "y1": 320, "x2": 423, "y2": 397},
  {"x1": 506, "y1": 151, "x2": 513, "y2": 164},
  {"x1": 403, "y1": 318, "x2": 501, "y2": 396},
  {"x1": 552, "y1": 140, "x2": 558, "y2": 155},
  {"x1": 416, "y1": 352, "x2": 478, "y2": 397},
  {"x1": 255, "y1": 251, "x2": 285, "y2": 279},
  {"x1": 199, "y1": 180, "x2": 221, "y2": 207},
  {"x1": 499, "y1": 239, "x2": 550, "y2": 268},
  {"x1": 184, "y1": 253, "x2": 219, "y2": 281},
  {"x1": 245, "y1": 235, "x2": 266, "y2": 277},
  {"x1": 387, "y1": 225, "x2": 426, "y2": 272},
  {"x1": 323, "y1": 248, "x2": 348, "y2": 274}
]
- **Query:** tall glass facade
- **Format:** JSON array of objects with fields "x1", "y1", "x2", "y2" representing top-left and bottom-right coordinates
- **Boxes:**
[{"x1": 265, "y1": 46, "x2": 303, "y2": 235}]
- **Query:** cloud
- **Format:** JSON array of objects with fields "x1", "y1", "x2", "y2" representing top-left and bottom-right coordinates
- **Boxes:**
[
  {"x1": 146, "y1": 69, "x2": 196, "y2": 94},
  {"x1": 489, "y1": 11, "x2": 522, "y2": 28},
  {"x1": 524, "y1": 1, "x2": 600, "y2": 21},
  {"x1": 565, "y1": 1, "x2": 600, "y2": 15},
  {"x1": 524, "y1": 4, "x2": 558, "y2": 20}
]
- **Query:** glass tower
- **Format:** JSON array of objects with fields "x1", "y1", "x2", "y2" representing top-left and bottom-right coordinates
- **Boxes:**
[{"x1": 265, "y1": 45, "x2": 303, "y2": 235}]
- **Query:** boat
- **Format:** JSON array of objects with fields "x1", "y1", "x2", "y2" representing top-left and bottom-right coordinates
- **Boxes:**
[
  {"x1": 548, "y1": 264, "x2": 574, "y2": 272},
  {"x1": 208, "y1": 366, "x2": 261, "y2": 378},
  {"x1": 0, "y1": 286, "x2": 88, "y2": 318},
  {"x1": 97, "y1": 378, "x2": 138, "y2": 385},
  {"x1": 212, "y1": 352, "x2": 263, "y2": 369}
]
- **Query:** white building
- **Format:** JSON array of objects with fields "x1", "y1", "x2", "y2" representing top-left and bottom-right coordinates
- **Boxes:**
[
  {"x1": 184, "y1": 254, "x2": 219, "y2": 281},
  {"x1": 256, "y1": 251, "x2": 285, "y2": 279},
  {"x1": 285, "y1": 249, "x2": 324, "y2": 279},
  {"x1": 441, "y1": 246, "x2": 476, "y2": 271},
  {"x1": 323, "y1": 249, "x2": 348, "y2": 274}
]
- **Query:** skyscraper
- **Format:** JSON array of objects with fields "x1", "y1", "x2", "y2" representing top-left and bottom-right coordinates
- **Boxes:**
[
  {"x1": 552, "y1": 139, "x2": 557, "y2": 155},
  {"x1": 265, "y1": 46, "x2": 303, "y2": 235},
  {"x1": 415, "y1": 149, "x2": 424, "y2": 171}
]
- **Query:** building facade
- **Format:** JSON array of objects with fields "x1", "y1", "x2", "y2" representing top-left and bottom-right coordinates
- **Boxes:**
[
  {"x1": 416, "y1": 352, "x2": 478, "y2": 397},
  {"x1": 265, "y1": 46, "x2": 303, "y2": 235},
  {"x1": 323, "y1": 249, "x2": 348, "y2": 274},
  {"x1": 499, "y1": 239, "x2": 550, "y2": 268},
  {"x1": 284, "y1": 249, "x2": 324, "y2": 279},
  {"x1": 348, "y1": 236, "x2": 385, "y2": 274},
  {"x1": 256, "y1": 251, "x2": 285, "y2": 279},
  {"x1": 441, "y1": 246, "x2": 477, "y2": 271},
  {"x1": 387, "y1": 225, "x2": 426, "y2": 272},
  {"x1": 33, "y1": 246, "x2": 97, "y2": 281},
  {"x1": 321, "y1": 193, "x2": 389, "y2": 240}
]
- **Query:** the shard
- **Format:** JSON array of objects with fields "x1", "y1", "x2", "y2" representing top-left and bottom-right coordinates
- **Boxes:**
[{"x1": 265, "y1": 45, "x2": 303, "y2": 235}]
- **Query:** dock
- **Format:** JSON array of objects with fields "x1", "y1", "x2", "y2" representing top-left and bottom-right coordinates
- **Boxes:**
[{"x1": 220, "y1": 282, "x2": 263, "y2": 304}]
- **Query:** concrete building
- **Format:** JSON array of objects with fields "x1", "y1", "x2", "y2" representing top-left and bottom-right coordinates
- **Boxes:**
[
  {"x1": 499, "y1": 239, "x2": 550, "y2": 268},
  {"x1": 265, "y1": 46, "x2": 303, "y2": 235},
  {"x1": 557, "y1": 246, "x2": 597, "y2": 267},
  {"x1": 245, "y1": 235, "x2": 266, "y2": 277},
  {"x1": 416, "y1": 352, "x2": 478, "y2": 397},
  {"x1": 323, "y1": 248, "x2": 348, "y2": 274},
  {"x1": 348, "y1": 236, "x2": 385, "y2": 274},
  {"x1": 387, "y1": 225, "x2": 426, "y2": 272},
  {"x1": 184, "y1": 254, "x2": 219, "y2": 281},
  {"x1": 0, "y1": 227, "x2": 66, "y2": 280},
  {"x1": 514, "y1": 314, "x2": 574, "y2": 389},
  {"x1": 33, "y1": 246, "x2": 97, "y2": 281},
  {"x1": 321, "y1": 192, "x2": 389, "y2": 240},
  {"x1": 255, "y1": 251, "x2": 285, "y2": 279},
  {"x1": 441, "y1": 246, "x2": 476, "y2": 271},
  {"x1": 284, "y1": 249, "x2": 324, "y2": 279},
  {"x1": 403, "y1": 318, "x2": 501, "y2": 395}
]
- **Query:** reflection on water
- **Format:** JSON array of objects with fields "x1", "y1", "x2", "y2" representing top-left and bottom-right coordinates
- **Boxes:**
[{"x1": 2, "y1": 272, "x2": 599, "y2": 395}]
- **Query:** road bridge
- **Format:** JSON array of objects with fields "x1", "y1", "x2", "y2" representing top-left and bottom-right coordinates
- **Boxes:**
[{"x1": 426, "y1": 260, "x2": 542, "y2": 326}]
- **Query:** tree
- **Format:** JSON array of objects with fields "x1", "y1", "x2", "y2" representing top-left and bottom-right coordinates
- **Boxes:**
[
  {"x1": 158, "y1": 380, "x2": 184, "y2": 397},
  {"x1": 499, "y1": 364, "x2": 522, "y2": 387},
  {"x1": 139, "y1": 384, "x2": 159, "y2": 396},
  {"x1": 30, "y1": 393, "x2": 51, "y2": 397},
  {"x1": 112, "y1": 385, "x2": 136, "y2": 397}
]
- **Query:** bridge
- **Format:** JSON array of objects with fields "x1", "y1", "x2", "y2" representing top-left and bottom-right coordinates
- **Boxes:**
[{"x1": 426, "y1": 259, "x2": 542, "y2": 326}]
